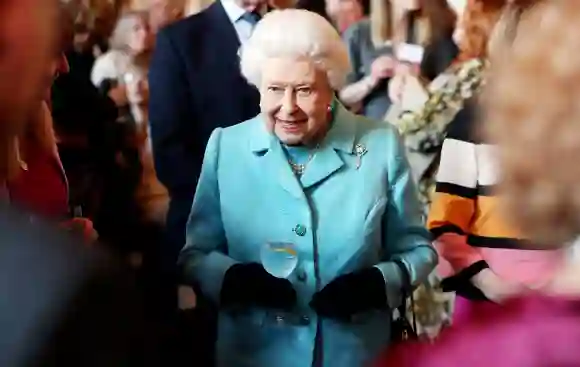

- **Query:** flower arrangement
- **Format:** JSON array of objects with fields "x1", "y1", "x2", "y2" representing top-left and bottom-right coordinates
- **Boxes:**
[
  {"x1": 394, "y1": 58, "x2": 487, "y2": 340},
  {"x1": 398, "y1": 58, "x2": 487, "y2": 153}
]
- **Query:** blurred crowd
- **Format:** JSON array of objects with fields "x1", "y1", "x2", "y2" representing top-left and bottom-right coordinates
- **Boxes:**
[{"x1": 5, "y1": 0, "x2": 580, "y2": 366}]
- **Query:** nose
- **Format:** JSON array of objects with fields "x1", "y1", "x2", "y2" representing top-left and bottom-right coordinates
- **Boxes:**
[{"x1": 280, "y1": 89, "x2": 298, "y2": 114}]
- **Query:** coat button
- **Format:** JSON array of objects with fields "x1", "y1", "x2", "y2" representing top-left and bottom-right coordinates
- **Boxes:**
[{"x1": 293, "y1": 224, "x2": 307, "y2": 236}]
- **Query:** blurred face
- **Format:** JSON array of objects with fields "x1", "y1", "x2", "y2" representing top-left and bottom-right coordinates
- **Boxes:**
[
  {"x1": 0, "y1": 0, "x2": 58, "y2": 137},
  {"x1": 260, "y1": 57, "x2": 334, "y2": 146},
  {"x1": 326, "y1": 0, "x2": 363, "y2": 26},
  {"x1": 235, "y1": 0, "x2": 268, "y2": 13},
  {"x1": 128, "y1": 18, "x2": 151, "y2": 54}
]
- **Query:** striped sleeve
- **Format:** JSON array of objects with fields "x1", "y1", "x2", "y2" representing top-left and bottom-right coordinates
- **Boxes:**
[
  {"x1": 428, "y1": 137, "x2": 484, "y2": 268},
  {"x1": 427, "y1": 104, "x2": 489, "y2": 299}
]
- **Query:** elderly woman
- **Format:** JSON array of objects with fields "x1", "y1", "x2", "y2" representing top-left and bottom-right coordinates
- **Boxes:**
[{"x1": 179, "y1": 9, "x2": 436, "y2": 367}]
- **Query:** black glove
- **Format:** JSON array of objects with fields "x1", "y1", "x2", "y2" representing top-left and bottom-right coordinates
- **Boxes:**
[
  {"x1": 220, "y1": 263, "x2": 297, "y2": 311},
  {"x1": 310, "y1": 267, "x2": 387, "y2": 321}
]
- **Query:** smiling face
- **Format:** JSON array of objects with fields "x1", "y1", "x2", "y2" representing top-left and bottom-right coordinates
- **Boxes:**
[{"x1": 259, "y1": 57, "x2": 334, "y2": 146}]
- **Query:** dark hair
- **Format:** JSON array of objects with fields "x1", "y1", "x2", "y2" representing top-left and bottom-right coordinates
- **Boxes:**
[
  {"x1": 407, "y1": 0, "x2": 457, "y2": 44},
  {"x1": 424, "y1": 0, "x2": 457, "y2": 41},
  {"x1": 57, "y1": 2, "x2": 75, "y2": 53},
  {"x1": 295, "y1": 0, "x2": 330, "y2": 20}
]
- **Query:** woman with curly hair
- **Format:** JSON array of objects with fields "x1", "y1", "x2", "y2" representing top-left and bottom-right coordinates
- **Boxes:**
[{"x1": 378, "y1": 1, "x2": 580, "y2": 365}]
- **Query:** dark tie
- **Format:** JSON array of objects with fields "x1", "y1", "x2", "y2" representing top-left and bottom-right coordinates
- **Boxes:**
[{"x1": 241, "y1": 11, "x2": 261, "y2": 25}]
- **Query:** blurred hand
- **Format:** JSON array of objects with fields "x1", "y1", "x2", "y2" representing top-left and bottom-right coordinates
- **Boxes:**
[
  {"x1": 220, "y1": 263, "x2": 296, "y2": 310},
  {"x1": 60, "y1": 217, "x2": 98, "y2": 245},
  {"x1": 388, "y1": 74, "x2": 407, "y2": 105},
  {"x1": 108, "y1": 84, "x2": 128, "y2": 106},
  {"x1": 370, "y1": 55, "x2": 397, "y2": 83},
  {"x1": 126, "y1": 79, "x2": 149, "y2": 105},
  {"x1": 471, "y1": 269, "x2": 527, "y2": 303}
]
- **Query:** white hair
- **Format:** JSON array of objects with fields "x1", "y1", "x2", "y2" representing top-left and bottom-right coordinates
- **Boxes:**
[{"x1": 240, "y1": 9, "x2": 351, "y2": 90}]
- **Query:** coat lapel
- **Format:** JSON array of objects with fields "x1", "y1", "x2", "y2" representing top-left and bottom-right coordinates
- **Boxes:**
[
  {"x1": 249, "y1": 102, "x2": 357, "y2": 195},
  {"x1": 300, "y1": 103, "x2": 356, "y2": 189},
  {"x1": 249, "y1": 118, "x2": 304, "y2": 199}
]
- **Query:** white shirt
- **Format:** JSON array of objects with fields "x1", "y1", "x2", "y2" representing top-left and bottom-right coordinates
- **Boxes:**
[{"x1": 220, "y1": 0, "x2": 257, "y2": 45}]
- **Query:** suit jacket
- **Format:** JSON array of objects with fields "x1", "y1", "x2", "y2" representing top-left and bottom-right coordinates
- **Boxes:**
[
  {"x1": 148, "y1": 1, "x2": 260, "y2": 254},
  {"x1": 179, "y1": 102, "x2": 437, "y2": 367}
]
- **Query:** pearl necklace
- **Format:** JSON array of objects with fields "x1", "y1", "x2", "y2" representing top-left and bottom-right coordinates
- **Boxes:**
[{"x1": 287, "y1": 145, "x2": 319, "y2": 177}]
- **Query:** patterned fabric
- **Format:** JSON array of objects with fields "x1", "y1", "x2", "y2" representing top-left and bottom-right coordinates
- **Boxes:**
[
  {"x1": 397, "y1": 58, "x2": 486, "y2": 213},
  {"x1": 428, "y1": 103, "x2": 564, "y2": 294},
  {"x1": 390, "y1": 59, "x2": 486, "y2": 339}
]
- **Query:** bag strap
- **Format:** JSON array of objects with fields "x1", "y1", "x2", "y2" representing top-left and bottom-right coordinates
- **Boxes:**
[{"x1": 393, "y1": 259, "x2": 417, "y2": 332}]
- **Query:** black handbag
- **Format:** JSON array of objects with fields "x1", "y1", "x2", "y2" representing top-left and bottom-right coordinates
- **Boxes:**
[{"x1": 391, "y1": 259, "x2": 418, "y2": 342}]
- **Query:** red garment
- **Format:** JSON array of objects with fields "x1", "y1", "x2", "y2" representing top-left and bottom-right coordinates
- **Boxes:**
[
  {"x1": 377, "y1": 294, "x2": 580, "y2": 367},
  {"x1": 7, "y1": 145, "x2": 68, "y2": 220}
]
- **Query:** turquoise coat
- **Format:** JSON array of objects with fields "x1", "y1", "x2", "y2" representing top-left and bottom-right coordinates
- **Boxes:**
[{"x1": 179, "y1": 103, "x2": 437, "y2": 367}]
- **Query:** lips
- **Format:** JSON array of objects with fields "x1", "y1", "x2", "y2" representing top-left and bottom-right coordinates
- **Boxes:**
[{"x1": 278, "y1": 119, "x2": 306, "y2": 133}]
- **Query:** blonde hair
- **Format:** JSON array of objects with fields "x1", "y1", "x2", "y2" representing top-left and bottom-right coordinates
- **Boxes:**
[
  {"x1": 109, "y1": 10, "x2": 148, "y2": 51},
  {"x1": 483, "y1": 0, "x2": 580, "y2": 246},
  {"x1": 370, "y1": 0, "x2": 394, "y2": 47}
]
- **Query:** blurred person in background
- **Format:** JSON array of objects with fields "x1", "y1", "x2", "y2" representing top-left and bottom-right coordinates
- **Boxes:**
[
  {"x1": 149, "y1": 0, "x2": 186, "y2": 34},
  {"x1": 92, "y1": 10, "x2": 169, "y2": 226},
  {"x1": 426, "y1": 0, "x2": 564, "y2": 328},
  {"x1": 51, "y1": 4, "x2": 122, "y2": 230},
  {"x1": 149, "y1": 0, "x2": 273, "y2": 362},
  {"x1": 91, "y1": 1, "x2": 117, "y2": 56},
  {"x1": 2, "y1": 2, "x2": 97, "y2": 244},
  {"x1": 296, "y1": 0, "x2": 330, "y2": 18},
  {"x1": 61, "y1": 0, "x2": 96, "y2": 80},
  {"x1": 91, "y1": 11, "x2": 173, "y2": 344},
  {"x1": 92, "y1": 11, "x2": 152, "y2": 127},
  {"x1": 385, "y1": 0, "x2": 508, "y2": 340},
  {"x1": 340, "y1": 0, "x2": 456, "y2": 119},
  {"x1": 380, "y1": 0, "x2": 580, "y2": 365},
  {"x1": 148, "y1": 0, "x2": 269, "y2": 318},
  {"x1": 91, "y1": 11, "x2": 157, "y2": 252},
  {"x1": 0, "y1": 0, "x2": 152, "y2": 365},
  {"x1": 325, "y1": 0, "x2": 366, "y2": 33},
  {"x1": 391, "y1": 0, "x2": 495, "y2": 221}
]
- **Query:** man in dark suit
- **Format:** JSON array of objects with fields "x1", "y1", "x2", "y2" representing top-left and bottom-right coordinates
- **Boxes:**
[
  {"x1": 149, "y1": 1, "x2": 268, "y2": 364},
  {"x1": 149, "y1": 0, "x2": 268, "y2": 292}
]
